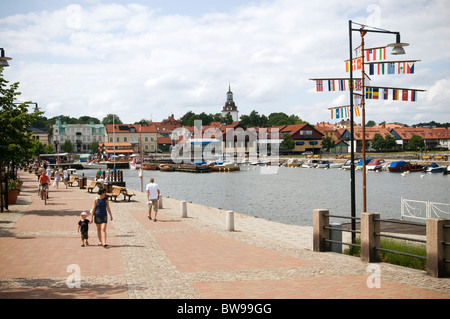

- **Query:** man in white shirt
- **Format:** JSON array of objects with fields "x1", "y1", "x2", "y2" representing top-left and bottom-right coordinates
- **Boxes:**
[{"x1": 146, "y1": 178, "x2": 160, "y2": 222}]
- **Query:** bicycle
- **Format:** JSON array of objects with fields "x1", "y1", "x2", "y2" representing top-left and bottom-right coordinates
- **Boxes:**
[{"x1": 40, "y1": 184, "x2": 48, "y2": 205}]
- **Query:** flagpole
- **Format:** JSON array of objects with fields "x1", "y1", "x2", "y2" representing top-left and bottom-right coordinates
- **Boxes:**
[
  {"x1": 360, "y1": 27, "x2": 367, "y2": 213},
  {"x1": 348, "y1": 20, "x2": 356, "y2": 244}
]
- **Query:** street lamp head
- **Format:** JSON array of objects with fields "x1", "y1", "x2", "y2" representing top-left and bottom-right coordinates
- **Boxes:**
[
  {"x1": 387, "y1": 33, "x2": 408, "y2": 55},
  {"x1": 0, "y1": 48, "x2": 12, "y2": 67}
]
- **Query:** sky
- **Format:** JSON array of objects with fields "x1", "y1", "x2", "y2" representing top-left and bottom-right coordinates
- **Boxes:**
[{"x1": 1, "y1": 0, "x2": 449, "y2": 126}]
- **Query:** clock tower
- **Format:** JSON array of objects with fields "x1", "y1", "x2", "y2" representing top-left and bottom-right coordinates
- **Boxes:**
[{"x1": 221, "y1": 84, "x2": 239, "y2": 122}]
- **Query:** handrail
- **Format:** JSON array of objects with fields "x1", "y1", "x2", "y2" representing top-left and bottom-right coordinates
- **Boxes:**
[
  {"x1": 375, "y1": 247, "x2": 427, "y2": 260},
  {"x1": 374, "y1": 232, "x2": 426, "y2": 244},
  {"x1": 324, "y1": 214, "x2": 360, "y2": 220},
  {"x1": 324, "y1": 238, "x2": 361, "y2": 248}
]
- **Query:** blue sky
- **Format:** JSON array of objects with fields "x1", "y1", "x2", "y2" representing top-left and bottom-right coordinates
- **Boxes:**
[{"x1": 1, "y1": 0, "x2": 449, "y2": 125}]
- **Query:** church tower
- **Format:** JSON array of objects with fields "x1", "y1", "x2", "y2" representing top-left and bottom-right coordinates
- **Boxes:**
[{"x1": 221, "y1": 84, "x2": 239, "y2": 122}]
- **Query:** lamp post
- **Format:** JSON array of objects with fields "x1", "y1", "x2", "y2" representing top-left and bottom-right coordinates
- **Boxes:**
[
  {"x1": 348, "y1": 20, "x2": 408, "y2": 242},
  {"x1": 0, "y1": 48, "x2": 12, "y2": 67}
]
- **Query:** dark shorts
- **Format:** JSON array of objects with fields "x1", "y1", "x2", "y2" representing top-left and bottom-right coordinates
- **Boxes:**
[
  {"x1": 80, "y1": 231, "x2": 89, "y2": 240},
  {"x1": 94, "y1": 215, "x2": 108, "y2": 224}
]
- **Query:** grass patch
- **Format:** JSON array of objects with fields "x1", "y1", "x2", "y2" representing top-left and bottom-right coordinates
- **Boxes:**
[{"x1": 344, "y1": 237, "x2": 427, "y2": 271}]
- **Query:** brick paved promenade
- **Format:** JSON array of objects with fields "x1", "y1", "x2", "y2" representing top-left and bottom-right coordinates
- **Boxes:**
[{"x1": 0, "y1": 171, "x2": 449, "y2": 300}]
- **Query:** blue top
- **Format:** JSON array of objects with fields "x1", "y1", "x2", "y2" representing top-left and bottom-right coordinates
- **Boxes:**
[{"x1": 95, "y1": 197, "x2": 108, "y2": 217}]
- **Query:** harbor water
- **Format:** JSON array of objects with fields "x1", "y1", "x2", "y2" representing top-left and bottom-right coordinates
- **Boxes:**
[{"x1": 77, "y1": 165, "x2": 450, "y2": 226}]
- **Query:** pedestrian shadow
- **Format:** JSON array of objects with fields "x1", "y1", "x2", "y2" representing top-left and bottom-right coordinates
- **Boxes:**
[
  {"x1": 0, "y1": 278, "x2": 129, "y2": 299},
  {"x1": 24, "y1": 209, "x2": 92, "y2": 217}
]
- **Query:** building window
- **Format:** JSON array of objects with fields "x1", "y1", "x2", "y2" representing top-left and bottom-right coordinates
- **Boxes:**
[{"x1": 124, "y1": 136, "x2": 128, "y2": 142}]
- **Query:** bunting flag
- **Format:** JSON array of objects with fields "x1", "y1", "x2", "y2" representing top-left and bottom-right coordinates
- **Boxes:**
[
  {"x1": 402, "y1": 90, "x2": 409, "y2": 101},
  {"x1": 366, "y1": 47, "x2": 386, "y2": 62},
  {"x1": 373, "y1": 88, "x2": 379, "y2": 100},
  {"x1": 365, "y1": 61, "x2": 419, "y2": 75},
  {"x1": 329, "y1": 105, "x2": 360, "y2": 119},
  {"x1": 388, "y1": 62, "x2": 396, "y2": 74},
  {"x1": 393, "y1": 89, "x2": 399, "y2": 100},
  {"x1": 345, "y1": 58, "x2": 363, "y2": 72},
  {"x1": 364, "y1": 87, "x2": 423, "y2": 102},
  {"x1": 316, "y1": 80, "x2": 323, "y2": 92},
  {"x1": 365, "y1": 87, "x2": 373, "y2": 99},
  {"x1": 311, "y1": 78, "x2": 362, "y2": 92},
  {"x1": 328, "y1": 80, "x2": 335, "y2": 91}
]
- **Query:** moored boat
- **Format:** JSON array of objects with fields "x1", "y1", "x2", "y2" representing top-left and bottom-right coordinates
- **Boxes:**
[
  {"x1": 388, "y1": 161, "x2": 424, "y2": 173},
  {"x1": 142, "y1": 163, "x2": 157, "y2": 170},
  {"x1": 286, "y1": 158, "x2": 302, "y2": 167},
  {"x1": 426, "y1": 163, "x2": 446, "y2": 173},
  {"x1": 367, "y1": 158, "x2": 385, "y2": 171}
]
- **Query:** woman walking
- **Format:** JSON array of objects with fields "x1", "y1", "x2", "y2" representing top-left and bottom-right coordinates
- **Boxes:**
[
  {"x1": 54, "y1": 169, "x2": 61, "y2": 189},
  {"x1": 90, "y1": 188, "x2": 113, "y2": 248}
]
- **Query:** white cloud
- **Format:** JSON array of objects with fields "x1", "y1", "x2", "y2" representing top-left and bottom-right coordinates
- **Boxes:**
[{"x1": 1, "y1": 0, "x2": 449, "y2": 125}]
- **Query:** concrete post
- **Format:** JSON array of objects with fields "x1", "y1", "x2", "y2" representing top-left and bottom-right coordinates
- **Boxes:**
[
  {"x1": 313, "y1": 209, "x2": 329, "y2": 252},
  {"x1": 158, "y1": 196, "x2": 163, "y2": 209},
  {"x1": 361, "y1": 213, "x2": 380, "y2": 263},
  {"x1": 226, "y1": 211, "x2": 234, "y2": 231},
  {"x1": 181, "y1": 201, "x2": 187, "y2": 218},
  {"x1": 426, "y1": 218, "x2": 450, "y2": 278}
]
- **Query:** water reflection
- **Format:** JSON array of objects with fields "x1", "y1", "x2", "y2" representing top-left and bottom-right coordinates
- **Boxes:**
[{"x1": 78, "y1": 166, "x2": 450, "y2": 226}]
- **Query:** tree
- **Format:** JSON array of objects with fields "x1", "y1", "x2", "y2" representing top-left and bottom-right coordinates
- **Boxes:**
[
  {"x1": 371, "y1": 133, "x2": 385, "y2": 151},
  {"x1": 90, "y1": 141, "x2": 99, "y2": 154},
  {"x1": 61, "y1": 140, "x2": 74, "y2": 153},
  {"x1": 0, "y1": 68, "x2": 39, "y2": 168},
  {"x1": 384, "y1": 135, "x2": 397, "y2": 150},
  {"x1": 30, "y1": 139, "x2": 54, "y2": 157},
  {"x1": 322, "y1": 136, "x2": 335, "y2": 152},
  {"x1": 366, "y1": 120, "x2": 376, "y2": 127},
  {"x1": 281, "y1": 133, "x2": 295, "y2": 151},
  {"x1": 78, "y1": 116, "x2": 100, "y2": 124},
  {"x1": 408, "y1": 134, "x2": 425, "y2": 151},
  {"x1": 102, "y1": 114, "x2": 122, "y2": 125}
]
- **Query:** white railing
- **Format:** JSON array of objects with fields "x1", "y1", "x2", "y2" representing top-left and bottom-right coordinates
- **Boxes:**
[{"x1": 401, "y1": 198, "x2": 450, "y2": 221}]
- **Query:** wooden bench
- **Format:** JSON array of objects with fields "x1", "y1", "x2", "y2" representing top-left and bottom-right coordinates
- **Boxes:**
[
  {"x1": 67, "y1": 176, "x2": 78, "y2": 187},
  {"x1": 106, "y1": 186, "x2": 122, "y2": 201},
  {"x1": 87, "y1": 180, "x2": 100, "y2": 193},
  {"x1": 121, "y1": 188, "x2": 136, "y2": 201}
]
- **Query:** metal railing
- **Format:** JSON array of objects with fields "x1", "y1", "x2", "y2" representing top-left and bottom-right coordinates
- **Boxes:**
[
  {"x1": 401, "y1": 198, "x2": 450, "y2": 221},
  {"x1": 373, "y1": 218, "x2": 427, "y2": 261},
  {"x1": 323, "y1": 214, "x2": 361, "y2": 248}
]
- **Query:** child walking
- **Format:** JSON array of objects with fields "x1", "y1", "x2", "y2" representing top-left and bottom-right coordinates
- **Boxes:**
[{"x1": 78, "y1": 211, "x2": 90, "y2": 247}]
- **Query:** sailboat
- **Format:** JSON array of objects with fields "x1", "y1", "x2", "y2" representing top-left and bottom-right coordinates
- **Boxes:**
[{"x1": 129, "y1": 155, "x2": 141, "y2": 170}]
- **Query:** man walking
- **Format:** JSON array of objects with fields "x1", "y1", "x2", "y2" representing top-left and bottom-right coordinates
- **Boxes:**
[{"x1": 146, "y1": 178, "x2": 160, "y2": 222}]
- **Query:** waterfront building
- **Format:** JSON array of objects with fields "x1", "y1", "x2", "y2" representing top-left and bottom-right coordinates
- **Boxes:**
[
  {"x1": 280, "y1": 124, "x2": 324, "y2": 154},
  {"x1": 52, "y1": 120, "x2": 105, "y2": 153},
  {"x1": 104, "y1": 123, "x2": 159, "y2": 154},
  {"x1": 98, "y1": 142, "x2": 133, "y2": 159},
  {"x1": 27, "y1": 127, "x2": 50, "y2": 146}
]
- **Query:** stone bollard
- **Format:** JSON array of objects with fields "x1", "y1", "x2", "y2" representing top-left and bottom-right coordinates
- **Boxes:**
[
  {"x1": 226, "y1": 211, "x2": 234, "y2": 231},
  {"x1": 360, "y1": 213, "x2": 380, "y2": 263},
  {"x1": 181, "y1": 201, "x2": 187, "y2": 218},
  {"x1": 159, "y1": 196, "x2": 163, "y2": 209},
  {"x1": 313, "y1": 209, "x2": 330, "y2": 252}
]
